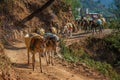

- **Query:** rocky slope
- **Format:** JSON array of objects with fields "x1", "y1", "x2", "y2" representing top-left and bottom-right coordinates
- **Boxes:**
[{"x1": 0, "y1": 0, "x2": 75, "y2": 43}]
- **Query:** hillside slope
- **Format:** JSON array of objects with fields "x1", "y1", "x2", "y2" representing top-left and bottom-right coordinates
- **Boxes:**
[{"x1": 0, "y1": 0, "x2": 74, "y2": 43}]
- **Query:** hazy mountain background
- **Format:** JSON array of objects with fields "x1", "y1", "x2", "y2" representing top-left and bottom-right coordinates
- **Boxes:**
[
  {"x1": 93, "y1": 0, "x2": 114, "y2": 7},
  {"x1": 79, "y1": 0, "x2": 114, "y2": 17}
]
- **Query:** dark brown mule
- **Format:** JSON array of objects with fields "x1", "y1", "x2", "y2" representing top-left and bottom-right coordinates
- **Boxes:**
[
  {"x1": 89, "y1": 19, "x2": 103, "y2": 34},
  {"x1": 29, "y1": 35, "x2": 46, "y2": 72},
  {"x1": 80, "y1": 19, "x2": 89, "y2": 32},
  {"x1": 24, "y1": 33, "x2": 40, "y2": 65}
]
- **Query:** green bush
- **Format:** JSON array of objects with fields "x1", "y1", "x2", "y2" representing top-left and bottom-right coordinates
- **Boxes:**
[
  {"x1": 107, "y1": 20, "x2": 120, "y2": 30},
  {"x1": 104, "y1": 32, "x2": 120, "y2": 52},
  {"x1": 60, "y1": 39, "x2": 120, "y2": 80},
  {"x1": 60, "y1": 40, "x2": 85, "y2": 62}
]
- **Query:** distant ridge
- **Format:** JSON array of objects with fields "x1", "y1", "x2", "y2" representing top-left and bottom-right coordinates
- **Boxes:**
[
  {"x1": 79, "y1": 0, "x2": 114, "y2": 17},
  {"x1": 93, "y1": 0, "x2": 113, "y2": 7}
]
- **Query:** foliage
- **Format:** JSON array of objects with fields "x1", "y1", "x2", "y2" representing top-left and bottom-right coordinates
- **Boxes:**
[
  {"x1": 80, "y1": 57, "x2": 120, "y2": 80},
  {"x1": 60, "y1": 39, "x2": 120, "y2": 80},
  {"x1": 80, "y1": 0, "x2": 114, "y2": 17},
  {"x1": 106, "y1": 20, "x2": 120, "y2": 30},
  {"x1": 103, "y1": 31, "x2": 120, "y2": 66},
  {"x1": 114, "y1": 0, "x2": 120, "y2": 19},
  {"x1": 104, "y1": 31, "x2": 120, "y2": 52},
  {"x1": 107, "y1": 20, "x2": 118, "y2": 28},
  {"x1": 86, "y1": 32, "x2": 120, "y2": 64},
  {"x1": 63, "y1": 0, "x2": 81, "y2": 18},
  {"x1": 60, "y1": 40, "x2": 86, "y2": 62}
]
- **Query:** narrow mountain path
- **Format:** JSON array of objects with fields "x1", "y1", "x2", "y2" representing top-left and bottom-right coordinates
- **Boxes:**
[
  {"x1": 65, "y1": 29, "x2": 112, "y2": 46},
  {"x1": 5, "y1": 29, "x2": 112, "y2": 80},
  {"x1": 5, "y1": 43, "x2": 91, "y2": 80}
]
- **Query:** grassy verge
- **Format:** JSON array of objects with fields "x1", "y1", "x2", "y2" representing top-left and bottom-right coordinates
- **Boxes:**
[{"x1": 60, "y1": 39, "x2": 120, "y2": 80}]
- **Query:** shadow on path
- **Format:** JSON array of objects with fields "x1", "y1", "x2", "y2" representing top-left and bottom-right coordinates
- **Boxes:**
[
  {"x1": 12, "y1": 63, "x2": 30, "y2": 69},
  {"x1": 69, "y1": 32, "x2": 92, "y2": 39},
  {"x1": 5, "y1": 43, "x2": 26, "y2": 50}
]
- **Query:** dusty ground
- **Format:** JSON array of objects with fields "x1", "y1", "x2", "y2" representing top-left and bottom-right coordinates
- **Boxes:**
[
  {"x1": 65, "y1": 29, "x2": 112, "y2": 46},
  {"x1": 4, "y1": 29, "x2": 112, "y2": 80}
]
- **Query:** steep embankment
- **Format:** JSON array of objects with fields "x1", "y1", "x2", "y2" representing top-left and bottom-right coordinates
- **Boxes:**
[
  {"x1": 65, "y1": 30, "x2": 120, "y2": 80},
  {"x1": 0, "y1": 0, "x2": 74, "y2": 44},
  {"x1": 0, "y1": 0, "x2": 74, "y2": 30},
  {"x1": 0, "y1": 42, "x2": 20, "y2": 80}
]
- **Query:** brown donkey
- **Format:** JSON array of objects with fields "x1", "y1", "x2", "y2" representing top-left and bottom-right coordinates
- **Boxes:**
[
  {"x1": 30, "y1": 35, "x2": 46, "y2": 72},
  {"x1": 24, "y1": 33, "x2": 40, "y2": 65},
  {"x1": 25, "y1": 33, "x2": 45, "y2": 72},
  {"x1": 45, "y1": 36, "x2": 58, "y2": 65}
]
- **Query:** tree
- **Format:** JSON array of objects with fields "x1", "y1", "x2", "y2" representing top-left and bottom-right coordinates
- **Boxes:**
[
  {"x1": 97, "y1": 0, "x2": 101, "y2": 4},
  {"x1": 63, "y1": 0, "x2": 81, "y2": 18},
  {"x1": 17, "y1": 0, "x2": 55, "y2": 25},
  {"x1": 111, "y1": 0, "x2": 120, "y2": 30},
  {"x1": 114, "y1": 0, "x2": 120, "y2": 19}
]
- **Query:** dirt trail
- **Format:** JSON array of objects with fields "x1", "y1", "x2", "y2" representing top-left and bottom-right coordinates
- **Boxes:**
[
  {"x1": 4, "y1": 29, "x2": 112, "y2": 80},
  {"x1": 65, "y1": 29, "x2": 112, "y2": 46},
  {"x1": 5, "y1": 43, "x2": 91, "y2": 80}
]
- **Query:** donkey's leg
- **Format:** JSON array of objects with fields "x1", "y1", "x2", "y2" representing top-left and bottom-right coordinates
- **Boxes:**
[
  {"x1": 39, "y1": 53, "x2": 42, "y2": 73},
  {"x1": 32, "y1": 53, "x2": 35, "y2": 71},
  {"x1": 98, "y1": 25, "x2": 102, "y2": 34},
  {"x1": 49, "y1": 51, "x2": 52, "y2": 65},
  {"x1": 100, "y1": 25, "x2": 103, "y2": 33},
  {"x1": 45, "y1": 52, "x2": 49, "y2": 65},
  {"x1": 85, "y1": 26, "x2": 87, "y2": 33},
  {"x1": 51, "y1": 50, "x2": 55, "y2": 66},
  {"x1": 27, "y1": 48, "x2": 30, "y2": 65},
  {"x1": 92, "y1": 27, "x2": 95, "y2": 35},
  {"x1": 70, "y1": 30, "x2": 72, "y2": 37},
  {"x1": 48, "y1": 51, "x2": 51, "y2": 65},
  {"x1": 93, "y1": 27, "x2": 97, "y2": 34},
  {"x1": 66, "y1": 30, "x2": 68, "y2": 38}
]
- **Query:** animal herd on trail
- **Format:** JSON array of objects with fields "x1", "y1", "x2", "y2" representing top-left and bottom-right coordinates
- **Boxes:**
[
  {"x1": 24, "y1": 15, "x2": 106, "y2": 72},
  {"x1": 61, "y1": 15, "x2": 106, "y2": 38},
  {"x1": 76, "y1": 16, "x2": 106, "y2": 34}
]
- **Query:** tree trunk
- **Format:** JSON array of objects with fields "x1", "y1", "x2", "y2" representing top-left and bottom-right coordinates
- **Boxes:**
[{"x1": 17, "y1": 0, "x2": 55, "y2": 25}]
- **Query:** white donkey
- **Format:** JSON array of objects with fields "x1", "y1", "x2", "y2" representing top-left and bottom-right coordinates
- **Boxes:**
[{"x1": 62, "y1": 22, "x2": 73, "y2": 38}]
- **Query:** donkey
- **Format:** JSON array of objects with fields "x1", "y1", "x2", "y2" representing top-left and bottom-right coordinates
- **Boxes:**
[
  {"x1": 62, "y1": 23, "x2": 73, "y2": 38},
  {"x1": 89, "y1": 18, "x2": 103, "y2": 34},
  {"x1": 29, "y1": 35, "x2": 46, "y2": 72},
  {"x1": 24, "y1": 33, "x2": 40, "y2": 65},
  {"x1": 44, "y1": 33, "x2": 59, "y2": 65},
  {"x1": 80, "y1": 18, "x2": 90, "y2": 33}
]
